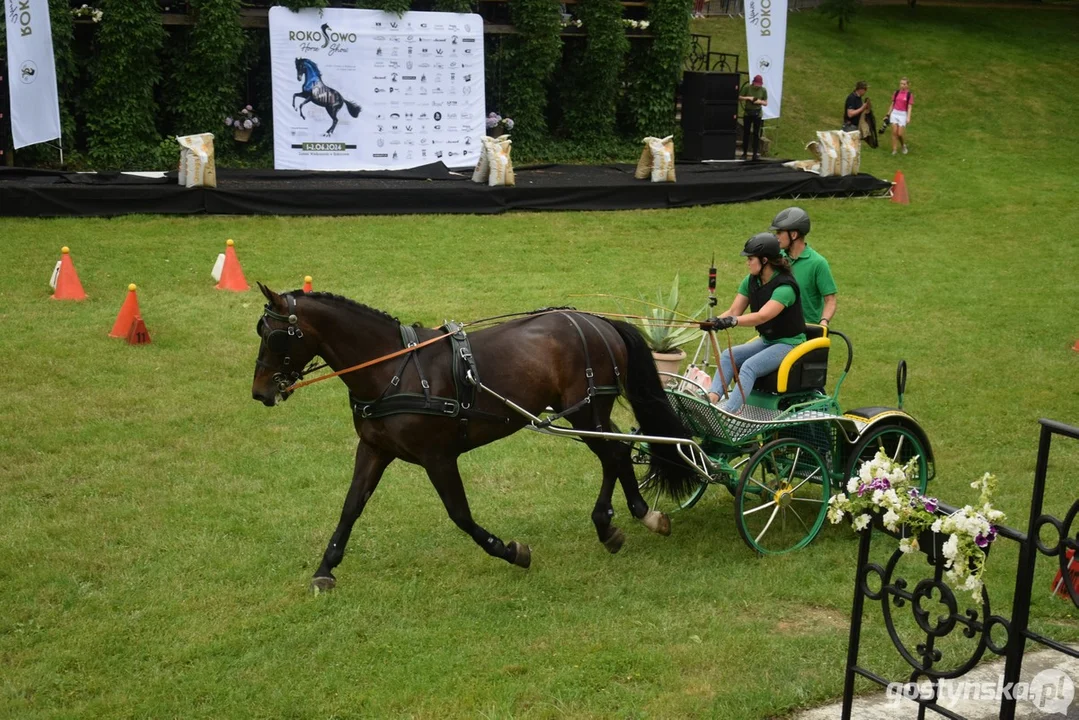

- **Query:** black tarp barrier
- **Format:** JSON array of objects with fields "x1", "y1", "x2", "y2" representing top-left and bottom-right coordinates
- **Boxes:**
[{"x1": 0, "y1": 162, "x2": 889, "y2": 218}]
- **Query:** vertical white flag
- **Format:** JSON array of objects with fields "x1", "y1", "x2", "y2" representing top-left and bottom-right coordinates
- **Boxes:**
[
  {"x1": 744, "y1": 0, "x2": 787, "y2": 120},
  {"x1": 5, "y1": 0, "x2": 61, "y2": 149}
]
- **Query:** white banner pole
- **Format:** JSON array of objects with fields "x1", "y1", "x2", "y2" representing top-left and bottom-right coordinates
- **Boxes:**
[
  {"x1": 744, "y1": 0, "x2": 787, "y2": 120},
  {"x1": 4, "y1": 0, "x2": 61, "y2": 149}
]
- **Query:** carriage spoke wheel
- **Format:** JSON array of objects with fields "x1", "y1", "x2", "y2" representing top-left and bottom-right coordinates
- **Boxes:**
[
  {"x1": 846, "y1": 424, "x2": 930, "y2": 493},
  {"x1": 735, "y1": 438, "x2": 830, "y2": 555},
  {"x1": 633, "y1": 442, "x2": 709, "y2": 513}
]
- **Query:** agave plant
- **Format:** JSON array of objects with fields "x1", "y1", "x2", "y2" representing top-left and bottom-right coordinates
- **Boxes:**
[{"x1": 625, "y1": 275, "x2": 708, "y2": 354}]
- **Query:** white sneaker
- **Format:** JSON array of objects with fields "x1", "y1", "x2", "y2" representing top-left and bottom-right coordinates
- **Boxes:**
[
  {"x1": 902, "y1": 146, "x2": 909, "y2": 154},
  {"x1": 892, "y1": 150, "x2": 897, "y2": 156}
]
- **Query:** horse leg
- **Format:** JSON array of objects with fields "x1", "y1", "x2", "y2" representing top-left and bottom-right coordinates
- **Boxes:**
[
  {"x1": 293, "y1": 92, "x2": 306, "y2": 113},
  {"x1": 426, "y1": 460, "x2": 531, "y2": 569},
  {"x1": 616, "y1": 444, "x2": 670, "y2": 536},
  {"x1": 578, "y1": 435, "x2": 628, "y2": 554},
  {"x1": 311, "y1": 441, "x2": 393, "y2": 591},
  {"x1": 325, "y1": 104, "x2": 340, "y2": 136},
  {"x1": 298, "y1": 97, "x2": 311, "y2": 120}
]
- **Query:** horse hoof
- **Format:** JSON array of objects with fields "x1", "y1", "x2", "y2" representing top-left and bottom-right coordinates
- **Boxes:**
[
  {"x1": 310, "y1": 576, "x2": 336, "y2": 593},
  {"x1": 603, "y1": 527, "x2": 625, "y2": 554},
  {"x1": 508, "y1": 541, "x2": 531, "y2": 569},
  {"x1": 642, "y1": 510, "x2": 671, "y2": 536}
]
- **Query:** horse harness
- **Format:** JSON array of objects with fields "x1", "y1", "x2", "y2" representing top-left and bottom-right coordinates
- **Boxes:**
[
  {"x1": 258, "y1": 299, "x2": 621, "y2": 432},
  {"x1": 349, "y1": 311, "x2": 621, "y2": 432},
  {"x1": 349, "y1": 322, "x2": 508, "y2": 434}
]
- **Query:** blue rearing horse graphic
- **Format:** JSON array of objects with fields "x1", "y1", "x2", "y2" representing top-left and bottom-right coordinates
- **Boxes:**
[{"x1": 293, "y1": 57, "x2": 361, "y2": 136}]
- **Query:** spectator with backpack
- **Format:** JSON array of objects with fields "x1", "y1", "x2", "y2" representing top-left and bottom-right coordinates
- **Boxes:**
[{"x1": 885, "y1": 77, "x2": 914, "y2": 155}]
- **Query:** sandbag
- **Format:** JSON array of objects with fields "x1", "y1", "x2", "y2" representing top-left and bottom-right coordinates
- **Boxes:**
[{"x1": 176, "y1": 133, "x2": 217, "y2": 188}]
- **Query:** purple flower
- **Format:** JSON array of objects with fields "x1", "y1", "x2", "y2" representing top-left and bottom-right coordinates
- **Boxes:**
[
  {"x1": 988, "y1": 526, "x2": 998, "y2": 541},
  {"x1": 856, "y1": 483, "x2": 867, "y2": 497},
  {"x1": 975, "y1": 534, "x2": 990, "y2": 548},
  {"x1": 923, "y1": 498, "x2": 938, "y2": 513}
]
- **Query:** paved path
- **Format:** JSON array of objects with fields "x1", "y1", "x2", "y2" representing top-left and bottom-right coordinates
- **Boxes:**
[{"x1": 793, "y1": 647, "x2": 1079, "y2": 719}]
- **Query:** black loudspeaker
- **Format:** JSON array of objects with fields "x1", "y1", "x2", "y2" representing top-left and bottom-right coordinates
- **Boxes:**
[
  {"x1": 680, "y1": 72, "x2": 740, "y2": 160},
  {"x1": 681, "y1": 132, "x2": 737, "y2": 162}
]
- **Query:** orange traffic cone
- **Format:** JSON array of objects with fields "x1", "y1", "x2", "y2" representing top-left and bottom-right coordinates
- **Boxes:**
[
  {"x1": 51, "y1": 247, "x2": 88, "y2": 301},
  {"x1": 126, "y1": 315, "x2": 151, "y2": 345},
  {"x1": 1072, "y1": 338, "x2": 1079, "y2": 352},
  {"x1": 891, "y1": 171, "x2": 910, "y2": 205},
  {"x1": 110, "y1": 284, "x2": 142, "y2": 338},
  {"x1": 303, "y1": 275, "x2": 313, "y2": 293},
  {"x1": 215, "y1": 239, "x2": 249, "y2": 292}
]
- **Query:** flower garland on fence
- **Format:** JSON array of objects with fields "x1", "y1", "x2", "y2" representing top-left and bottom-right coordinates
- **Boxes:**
[
  {"x1": 72, "y1": 4, "x2": 104, "y2": 22},
  {"x1": 225, "y1": 106, "x2": 261, "y2": 133},
  {"x1": 827, "y1": 450, "x2": 1006, "y2": 601}
]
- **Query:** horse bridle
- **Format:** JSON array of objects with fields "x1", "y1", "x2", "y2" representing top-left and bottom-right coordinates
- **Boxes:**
[{"x1": 255, "y1": 294, "x2": 325, "y2": 395}]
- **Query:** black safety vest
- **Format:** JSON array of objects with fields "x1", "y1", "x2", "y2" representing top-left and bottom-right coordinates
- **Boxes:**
[{"x1": 748, "y1": 273, "x2": 806, "y2": 342}]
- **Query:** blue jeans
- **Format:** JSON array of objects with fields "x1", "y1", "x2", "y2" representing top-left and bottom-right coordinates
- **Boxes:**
[{"x1": 709, "y1": 338, "x2": 795, "y2": 413}]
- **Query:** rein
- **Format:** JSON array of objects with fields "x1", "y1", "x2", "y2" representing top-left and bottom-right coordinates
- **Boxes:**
[{"x1": 276, "y1": 305, "x2": 712, "y2": 395}]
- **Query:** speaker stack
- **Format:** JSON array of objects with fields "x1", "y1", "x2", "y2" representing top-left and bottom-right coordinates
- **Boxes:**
[{"x1": 680, "y1": 72, "x2": 739, "y2": 161}]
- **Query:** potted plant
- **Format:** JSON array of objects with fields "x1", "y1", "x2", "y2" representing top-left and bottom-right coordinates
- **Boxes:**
[
  {"x1": 624, "y1": 274, "x2": 707, "y2": 376},
  {"x1": 485, "y1": 112, "x2": 514, "y2": 138},
  {"x1": 225, "y1": 105, "x2": 261, "y2": 143}
]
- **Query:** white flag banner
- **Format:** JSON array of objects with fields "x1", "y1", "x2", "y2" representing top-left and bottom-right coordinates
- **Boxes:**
[
  {"x1": 4, "y1": 0, "x2": 61, "y2": 149},
  {"x1": 269, "y1": 7, "x2": 485, "y2": 171},
  {"x1": 744, "y1": 0, "x2": 787, "y2": 120}
]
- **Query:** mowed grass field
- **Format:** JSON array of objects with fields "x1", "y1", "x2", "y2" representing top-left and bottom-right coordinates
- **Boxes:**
[{"x1": 3, "y1": 6, "x2": 1079, "y2": 719}]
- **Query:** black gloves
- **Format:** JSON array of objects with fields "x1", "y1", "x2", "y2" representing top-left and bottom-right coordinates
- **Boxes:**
[{"x1": 700, "y1": 316, "x2": 737, "y2": 331}]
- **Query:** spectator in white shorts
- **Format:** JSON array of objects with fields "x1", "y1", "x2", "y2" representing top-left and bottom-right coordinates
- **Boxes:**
[{"x1": 885, "y1": 77, "x2": 914, "y2": 155}]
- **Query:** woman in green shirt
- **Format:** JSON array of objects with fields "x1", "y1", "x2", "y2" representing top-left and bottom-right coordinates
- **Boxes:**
[{"x1": 704, "y1": 233, "x2": 807, "y2": 413}]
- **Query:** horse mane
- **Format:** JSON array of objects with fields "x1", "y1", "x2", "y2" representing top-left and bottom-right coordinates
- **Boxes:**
[{"x1": 301, "y1": 291, "x2": 401, "y2": 326}]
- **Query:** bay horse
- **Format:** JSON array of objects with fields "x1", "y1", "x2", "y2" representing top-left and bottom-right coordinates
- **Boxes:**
[
  {"x1": 251, "y1": 285, "x2": 697, "y2": 590},
  {"x1": 293, "y1": 57, "x2": 361, "y2": 136}
]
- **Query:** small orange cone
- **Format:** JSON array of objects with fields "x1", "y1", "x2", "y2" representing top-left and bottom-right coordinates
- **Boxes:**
[
  {"x1": 1072, "y1": 338, "x2": 1079, "y2": 352},
  {"x1": 891, "y1": 171, "x2": 910, "y2": 205},
  {"x1": 51, "y1": 247, "x2": 88, "y2": 301},
  {"x1": 110, "y1": 284, "x2": 142, "y2": 338},
  {"x1": 303, "y1": 275, "x2": 313, "y2": 293},
  {"x1": 126, "y1": 315, "x2": 151, "y2": 345},
  {"x1": 214, "y1": 239, "x2": 249, "y2": 292}
]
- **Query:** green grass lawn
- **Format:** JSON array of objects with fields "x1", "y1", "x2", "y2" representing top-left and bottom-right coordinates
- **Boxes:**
[{"x1": 2, "y1": 6, "x2": 1079, "y2": 719}]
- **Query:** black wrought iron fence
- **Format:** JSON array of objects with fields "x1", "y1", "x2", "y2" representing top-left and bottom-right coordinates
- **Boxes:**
[{"x1": 842, "y1": 417, "x2": 1079, "y2": 720}]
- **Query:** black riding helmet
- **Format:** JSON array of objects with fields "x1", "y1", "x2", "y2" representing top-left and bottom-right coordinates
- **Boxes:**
[
  {"x1": 741, "y1": 232, "x2": 781, "y2": 260},
  {"x1": 770, "y1": 206, "x2": 811, "y2": 236}
]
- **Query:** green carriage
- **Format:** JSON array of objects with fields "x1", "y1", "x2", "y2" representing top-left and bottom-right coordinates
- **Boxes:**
[{"x1": 636, "y1": 326, "x2": 935, "y2": 555}]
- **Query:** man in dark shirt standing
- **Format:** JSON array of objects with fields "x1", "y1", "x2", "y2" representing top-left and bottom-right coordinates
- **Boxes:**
[
  {"x1": 843, "y1": 80, "x2": 870, "y2": 132},
  {"x1": 739, "y1": 74, "x2": 768, "y2": 161}
]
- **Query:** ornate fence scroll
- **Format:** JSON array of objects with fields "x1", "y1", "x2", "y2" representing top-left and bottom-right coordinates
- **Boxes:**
[{"x1": 842, "y1": 418, "x2": 1079, "y2": 720}]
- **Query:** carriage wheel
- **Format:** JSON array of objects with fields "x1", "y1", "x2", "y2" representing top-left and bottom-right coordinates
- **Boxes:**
[
  {"x1": 734, "y1": 438, "x2": 830, "y2": 555},
  {"x1": 634, "y1": 442, "x2": 709, "y2": 513},
  {"x1": 845, "y1": 424, "x2": 930, "y2": 493}
]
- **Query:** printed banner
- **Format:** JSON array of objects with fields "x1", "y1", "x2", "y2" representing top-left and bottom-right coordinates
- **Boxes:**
[
  {"x1": 744, "y1": 0, "x2": 787, "y2": 120},
  {"x1": 269, "y1": 7, "x2": 485, "y2": 171},
  {"x1": 4, "y1": 0, "x2": 61, "y2": 149}
]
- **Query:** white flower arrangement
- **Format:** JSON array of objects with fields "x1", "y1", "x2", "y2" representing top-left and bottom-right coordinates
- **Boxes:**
[
  {"x1": 71, "y1": 4, "x2": 104, "y2": 22},
  {"x1": 827, "y1": 450, "x2": 1005, "y2": 601},
  {"x1": 559, "y1": 17, "x2": 584, "y2": 28},
  {"x1": 225, "y1": 105, "x2": 261, "y2": 132},
  {"x1": 622, "y1": 19, "x2": 650, "y2": 30}
]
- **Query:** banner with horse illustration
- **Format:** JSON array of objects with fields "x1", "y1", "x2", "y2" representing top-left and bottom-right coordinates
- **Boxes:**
[
  {"x1": 269, "y1": 7, "x2": 485, "y2": 171},
  {"x1": 4, "y1": 0, "x2": 62, "y2": 149}
]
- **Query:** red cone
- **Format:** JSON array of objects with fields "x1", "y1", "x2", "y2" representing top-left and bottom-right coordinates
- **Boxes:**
[
  {"x1": 214, "y1": 239, "x2": 249, "y2": 292},
  {"x1": 303, "y1": 275, "x2": 313, "y2": 293},
  {"x1": 51, "y1": 247, "x2": 88, "y2": 301},
  {"x1": 891, "y1": 171, "x2": 910, "y2": 205},
  {"x1": 110, "y1": 284, "x2": 142, "y2": 338},
  {"x1": 126, "y1": 315, "x2": 152, "y2": 345}
]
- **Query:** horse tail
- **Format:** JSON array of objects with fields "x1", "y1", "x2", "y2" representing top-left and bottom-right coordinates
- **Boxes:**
[
  {"x1": 345, "y1": 100, "x2": 361, "y2": 118},
  {"x1": 601, "y1": 318, "x2": 700, "y2": 500}
]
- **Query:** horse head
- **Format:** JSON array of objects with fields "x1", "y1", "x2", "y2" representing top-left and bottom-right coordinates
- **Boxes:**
[
  {"x1": 295, "y1": 57, "x2": 305, "y2": 82},
  {"x1": 252, "y1": 283, "x2": 321, "y2": 407}
]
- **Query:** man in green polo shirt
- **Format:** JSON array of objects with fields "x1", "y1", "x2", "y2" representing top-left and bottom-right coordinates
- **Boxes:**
[
  {"x1": 769, "y1": 207, "x2": 838, "y2": 327},
  {"x1": 739, "y1": 75, "x2": 768, "y2": 161}
]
